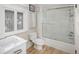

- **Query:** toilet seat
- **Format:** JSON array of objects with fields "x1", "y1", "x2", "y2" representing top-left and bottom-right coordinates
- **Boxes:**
[{"x1": 33, "y1": 38, "x2": 44, "y2": 45}]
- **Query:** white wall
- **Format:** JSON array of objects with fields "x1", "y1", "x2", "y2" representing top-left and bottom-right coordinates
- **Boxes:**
[
  {"x1": 0, "y1": 4, "x2": 33, "y2": 49},
  {"x1": 0, "y1": 4, "x2": 29, "y2": 39},
  {"x1": 36, "y1": 5, "x2": 43, "y2": 38}
]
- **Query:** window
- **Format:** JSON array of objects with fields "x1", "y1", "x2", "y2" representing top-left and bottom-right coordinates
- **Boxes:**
[
  {"x1": 5, "y1": 10, "x2": 14, "y2": 32},
  {"x1": 17, "y1": 12, "x2": 23, "y2": 30}
]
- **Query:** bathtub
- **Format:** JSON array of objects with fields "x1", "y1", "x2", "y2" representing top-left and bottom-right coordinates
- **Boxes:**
[
  {"x1": 43, "y1": 37, "x2": 75, "y2": 54},
  {"x1": 0, "y1": 36, "x2": 27, "y2": 54}
]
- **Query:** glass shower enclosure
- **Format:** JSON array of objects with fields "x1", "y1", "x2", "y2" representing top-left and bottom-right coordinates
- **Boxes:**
[{"x1": 42, "y1": 5, "x2": 74, "y2": 44}]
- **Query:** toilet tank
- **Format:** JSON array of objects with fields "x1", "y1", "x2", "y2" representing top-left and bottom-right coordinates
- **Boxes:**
[{"x1": 29, "y1": 32, "x2": 37, "y2": 41}]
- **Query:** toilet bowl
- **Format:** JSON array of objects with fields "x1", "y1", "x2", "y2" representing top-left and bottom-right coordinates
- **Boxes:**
[{"x1": 29, "y1": 32, "x2": 44, "y2": 50}]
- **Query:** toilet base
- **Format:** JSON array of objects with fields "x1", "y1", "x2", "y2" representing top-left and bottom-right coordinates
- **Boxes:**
[{"x1": 34, "y1": 44, "x2": 44, "y2": 50}]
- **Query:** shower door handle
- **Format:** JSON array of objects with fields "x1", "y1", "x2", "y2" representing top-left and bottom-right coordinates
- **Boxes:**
[
  {"x1": 68, "y1": 32, "x2": 74, "y2": 40},
  {"x1": 70, "y1": 32, "x2": 74, "y2": 34},
  {"x1": 68, "y1": 32, "x2": 74, "y2": 37}
]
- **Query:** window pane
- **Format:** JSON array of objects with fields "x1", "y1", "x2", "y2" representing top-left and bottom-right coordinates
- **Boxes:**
[
  {"x1": 17, "y1": 12, "x2": 23, "y2": 30},
  {"x1": 5, "y1": 10, "x2": 14, "y2": 32}
]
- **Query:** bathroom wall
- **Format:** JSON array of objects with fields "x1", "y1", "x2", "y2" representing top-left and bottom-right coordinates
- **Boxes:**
[
  {"x1": 16, "y1": 31, "x2": 34, "y2": 49},
  {"x1": 0, "y1": 4, "x2": 36, "y2": 49},
  {"x1": 36, "y1": 5, "x2": 43, "y2": 38},
  {"x1": 16, "y1": 4, "x2": 37, "y2": 48},
  {"x1": 3, "y1": 4, "x2": 29, "y2": 40}
]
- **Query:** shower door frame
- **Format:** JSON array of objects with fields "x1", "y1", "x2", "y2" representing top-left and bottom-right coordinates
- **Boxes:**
[{"x1": 41, "y1": 5, "x2": 75, "y2": 53}]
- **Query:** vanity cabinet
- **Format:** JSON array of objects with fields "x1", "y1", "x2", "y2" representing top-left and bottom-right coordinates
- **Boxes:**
[{"x1": 0, "y1": 5, "x2": 28, "y2": 38}]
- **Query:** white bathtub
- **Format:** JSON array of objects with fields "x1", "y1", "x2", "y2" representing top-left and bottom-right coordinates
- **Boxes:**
[
  {"x1": 43, "y1": 37, "x2": 75, "y2": 54},
  {"x1": 0, "y1": 36, "x2": 27, "y2": 54}
]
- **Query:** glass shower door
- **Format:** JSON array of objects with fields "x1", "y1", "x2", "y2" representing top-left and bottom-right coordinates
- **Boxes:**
[{"x1": 42, "y1": 7, "x2": 74, "y2": 44}]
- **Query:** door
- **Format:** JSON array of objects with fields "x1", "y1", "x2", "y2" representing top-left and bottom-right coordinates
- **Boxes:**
[{"x1": 42, "y1": 6, "x2": 74, "y2": 44}]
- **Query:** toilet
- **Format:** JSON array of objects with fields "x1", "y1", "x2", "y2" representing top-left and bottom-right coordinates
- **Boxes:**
[{"x1": 29, "y1": 32, "x2": 44, "y2": 50}]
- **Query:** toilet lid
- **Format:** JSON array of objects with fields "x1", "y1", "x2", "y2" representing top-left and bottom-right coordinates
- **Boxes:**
[{"x1": 34, "y1": 38, "x2": 44, "y2": 45}]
